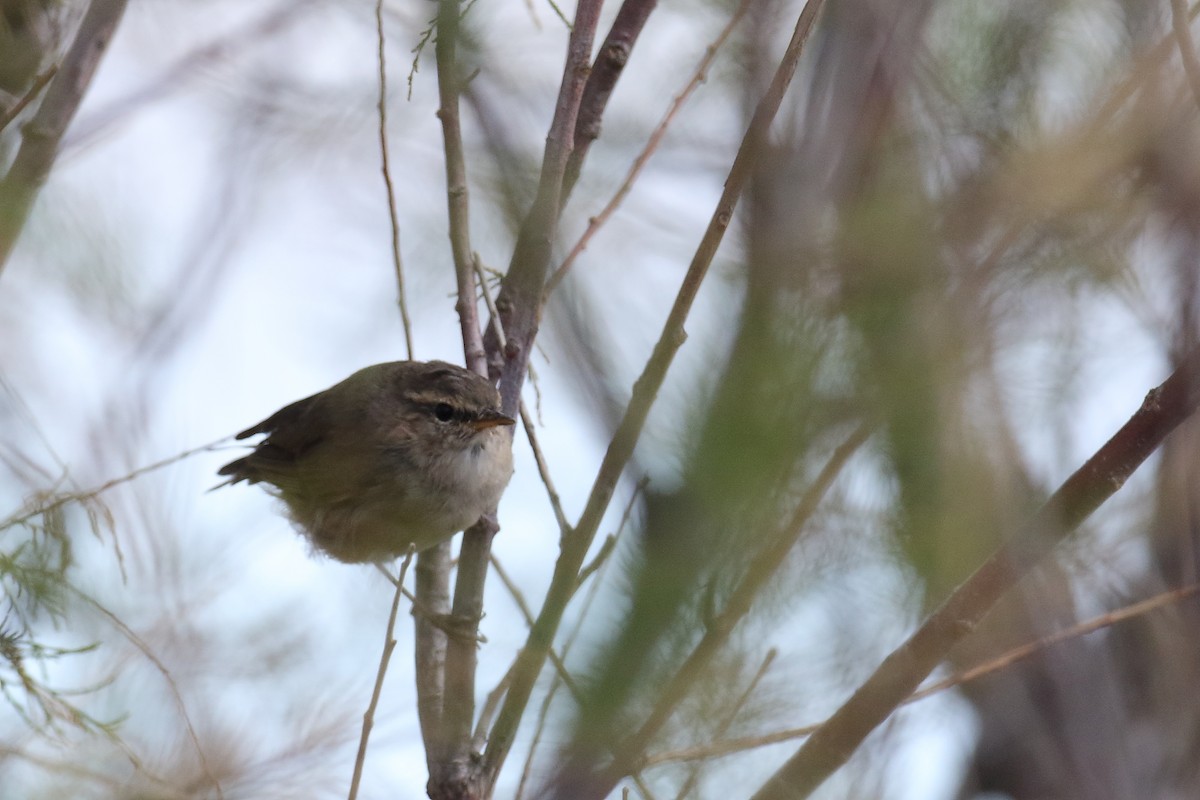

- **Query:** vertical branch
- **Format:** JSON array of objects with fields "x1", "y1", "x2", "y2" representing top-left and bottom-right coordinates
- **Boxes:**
[
  {"x1": 376, "y1": 0, "x2": 414, "y2": 359},
  {"x1": 428, "y1": 0, "x2": 502, "y2": 796},
  {"x1": 348, "y1": 553, "x2": 416, "y2": 800},
  {"x1": 415, "y1": 544, "x2": 452, "y2": 772},
  {"x1": 484, "y1": 0, "x2": 606, "y2": 413},
  {"x1": 436, "y1": 0, "x2": 486, "y2": 376},
  {"x1": 547, "y1": 0, "x2": 755, "y2": 295},
  {"x1": 561, "y1": 0, "x2": 658, "y2": 202},
  {"x1": 0, "y1": 0, "x2": 130, "y2": 277},
  {"x1": 482, "y1": 0, "x2": 826, "y2": 786},
  {"x1": 1172, "y1": 0, "x2": 1200, "y2": 111}
]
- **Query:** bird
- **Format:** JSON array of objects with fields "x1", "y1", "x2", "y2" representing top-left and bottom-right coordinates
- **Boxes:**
[{"x1": 217, "y1": 360, "x2": 515, "y2": 563}]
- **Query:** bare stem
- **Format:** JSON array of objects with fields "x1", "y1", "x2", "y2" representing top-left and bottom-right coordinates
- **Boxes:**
[
  {"x1": 436, "y1": 0, "x2": 485, "y2": 376},
  {"x1": 348, "y1": 552, "x2": 416, "y2": 800},
  {"x1": 376, "y1": 0, "x2": 414, "y2": 358},
  {"x1": 547, "y1": 0, "x2": 754, "y2": 294},
  {"x1": 0, "y1": 0, "x2": 130, "y2": 277}
]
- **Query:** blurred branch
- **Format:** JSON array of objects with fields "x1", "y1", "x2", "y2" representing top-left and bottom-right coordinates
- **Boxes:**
[
  {"x1": 0, "y1": 0, "x2": 128, "y2": 277},
  {"x1": 646, "y1": 583, "x2": 1200, "y2": 769},
  {"x1": 64, "y1": 0, "x2": 316, "y2": 152},
  {"x1": 0, "y1": 65, "x2": 56, "y2": 134},
  {"x1": 483, "y1": 0, "x2": 825, "y2": 786},
  {"x1": 348, "y1": 551, "x2": 415, "y2": 800},
  {"x1": 77, "y1": 590, "x2": 223, "y2": 799},
  {"x1": 514, "y1": 482, "x2": 643, "y2": 800},
  {"x1": 561, "y1": 0, "x2": 658, "y2": 201},
  {"x1": 375, "y1": 0, "x2": 414, "y2": 359},
  {"x1": 592, "y1": 422, "x2": 869, "y2": 794},
  {"x1": 489, "y1": 554, "x2": 582, "y2": 701},
  {"x1": 1171, "y1": 0, "x2": 1200, "y2": 111},
  {"x1": 548, "y1": 0, "x2": 753, "y2": 295},
  {"x1": 672, "y1": 648, "x2": 777, "y2": 800},
  {"x1": 750, "y1": 346, "x2": 1200, "y2": 800}
]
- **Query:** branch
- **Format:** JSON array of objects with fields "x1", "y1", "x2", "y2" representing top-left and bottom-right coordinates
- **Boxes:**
[
  {"x1": 348, "y1": 552, "x2": 415, "y2": 800},
  {"x1": 481, "y1": 0, "x2": 826, "y2": 785},
  {"x1": 548, "y1": 0, "x2": 753, "y2": 295},
  {"x1": 0, "y1": 66, "x2": 57, "y2": 135},
  {"x1": 414, "y1": 544, "x2": 452, "y2": 774},
  {"x1": 375, "y1": 0, "x2": 414, "y2": 359},
  {"x1": 672, "y1": 649, "x2": 777, "y2": 800},
  {"x1": 561, "y1": 0, "x2": 658, "y2": 202},
  {"x1": 1172, "y1": 0, "x2": 1200, "y2": 112},
  {"x1": 749, "y1": 345, "x2": 1200, "y2": 800},
  {"x1": 436, "y1": 0, "x2": 486, "y2": 376},
  {"x1": 0, "y1": 0, "x2": 129, "y2": 277},
  {"x1": 483, "y1": 0, "x2": 604, "y2": 412}
]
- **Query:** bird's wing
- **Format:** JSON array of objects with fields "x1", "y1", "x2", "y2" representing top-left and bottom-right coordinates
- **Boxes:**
[{"x1": 218, "y1": 392, "x2": 330, "y2": 482}]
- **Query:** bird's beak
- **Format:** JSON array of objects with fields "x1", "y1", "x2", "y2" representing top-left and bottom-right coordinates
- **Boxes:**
[{"x1": 471, "y1": 410, "x2": 516, "y2": 431}]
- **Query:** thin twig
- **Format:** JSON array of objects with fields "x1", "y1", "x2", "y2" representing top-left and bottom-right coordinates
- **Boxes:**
[
  {"x1": 76, "y1": 590, "x2": 223, "y2": 800},
  {"x1": 547, "y1": 0, "x2": 754, "y2": 294},
  {"x1": 672, "y1": 649, "x2": 777, "y2": 800},
  {"x1": 514, "y1": 483, "x2": 642, "y2": 800},
  {"x1": 436, "y1": 0, "x2": 485, "y2": 376},
  {"x1": 0, "y1": 65, "x2": 57, "y2": 134},
  {"x1": 1172, "y1": 0, "x2": 1200, "y2": 111},
  {"x1": 647, "y1": 583, "x2": 1200, "y2": 768},
  {"x1": 348, "y1": 550, "x2": 416, "y2": 800},
  {"x1": 376, "y1": 0, "x2": 414, "y2": 358},
  {"x1": 472, "y1": 660, "x2": 515, "y2": 753},
  {"x1": 489, "y1": 554, "x2": 583, "y2": 701},
  {"x1": 562, "y1": 0, "x2": 659, "y2": 202},
  {"x1": 0, "y1": 0, "x2": 129, "y2": 276},
  {"x1": 3, "y1": 437, "x2": 231, "y2": 533},
  {"x1": 482, "y1": 0, "x2": 824, "y2": 783}
]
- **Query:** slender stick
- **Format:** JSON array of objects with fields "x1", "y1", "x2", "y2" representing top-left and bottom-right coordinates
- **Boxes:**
[
  {"x1": 562, "y1": 0, "x2": 659, "y2": 201},
  {"x1": 435, "y1": 0, "x2": 486, "y2": 376},
  {"x1": 749, "y1": 345, "x2": 1200, "y2": 800},
  {"x1": 348, "y1": 552, "x2": 416, "y2": 800},
  {"x1": 1172, "y1": 0, "x2": 1200, "y2": 111},
  {"x1": 547, "y1": 0, "x2": 754, "y2": 295},
  {"x1": 481, "y1": 1, "x2": 826, "y2": 785},
  {"x1": 0, "y1": 0, "x2": 129, "y2": 276},
  {"x1": 375, "y1": 0, "x2": 414, "y2": 359},
  {"x1": 484, "y1": 0, "x2": 605, "y2": 414},
  {"x1": 0, "y1": 66, "x2": 57, "y2": 134}
]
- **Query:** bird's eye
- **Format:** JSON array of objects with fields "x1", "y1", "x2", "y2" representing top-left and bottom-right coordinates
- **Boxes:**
[{"x1": 433, "y1": 403, "x2": 455, "y2": 422}]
